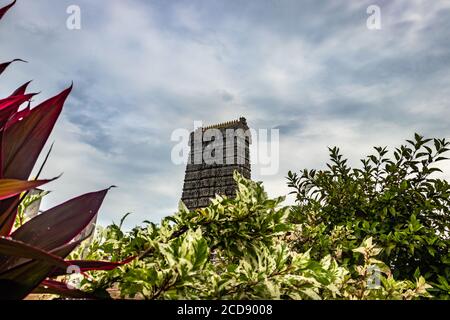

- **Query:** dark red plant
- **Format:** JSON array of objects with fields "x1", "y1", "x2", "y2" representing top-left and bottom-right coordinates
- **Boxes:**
[{"x1": 0, "y1": 1, "x2": 130, "y2": 299}]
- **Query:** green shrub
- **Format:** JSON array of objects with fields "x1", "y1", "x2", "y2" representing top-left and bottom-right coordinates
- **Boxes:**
[
  {"x1": 287, "y1": 134, "x2": 450, "y2": 298},
  {"x1": 76, "y1": 172, "x2": 433, "y2": 300}
]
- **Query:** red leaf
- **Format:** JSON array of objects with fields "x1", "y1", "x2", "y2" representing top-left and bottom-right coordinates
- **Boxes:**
[
  {"x1": 49, "y1": 257, "x2": 135, "y2": 277},
  {"x1": 0, "y1": 0, "x2": 15, "y2": 21},
  {"x1": 0, "y1": 94, "x2": 35, "y2": 111},
  {"x1": 9, "y1": 80, "x2": 32, "y2": 97},
  {"x1": 0, "y1": 237, "x2": 68, "y2": 272},
  {"x1": 0, "y1": 186, "x2": 108, "y2": 300},
  {"x1": 0, "y1": 258, "x2": 61, "y2": 300},
  {"x1": 0, "y1": 196, "x2": 20, "y2": 237},
  {"x1": 0, "y1": 93, "x2": 35, "y2": 128},
  {"x1": 2, "y1": 85, "x2": 72, "y2": 180},
  {"x1": 11, "y1": 188, "x2": 110, "y2": 252},
  {"x1": 0, "y1": 240, "x2": 82, "y2": 290},
  {"x1": 0, "y1": 238, "x2": 70, "y2": 299},
  {"x1": 0, "y1": 58, "x2": 26, "y2": 76},
  {"x1": 5, "y1": 104, "x2": 30, "y2": 128},
  {"x1": 0, "y1": 186, "x2": 109, "y2": 300},
  {"x1": 68, "y1": 257, "x2": 135, "y2": 270},
  {"x1": 0, "y1": 177, "x2": 56, "y2": 200},
  {"x1": 51, "y1": 238, "x2": 85, "y2": 258}
]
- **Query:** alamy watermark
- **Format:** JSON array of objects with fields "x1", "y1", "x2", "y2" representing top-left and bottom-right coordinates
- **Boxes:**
[
  {"x1": 366, "y1": 4, "x2": 381, "y2": 30},
  {"x1": 66, "y1": 264, "x2": 82, "y2": 290},
  {"x1": 367, "y1": 264, "x2": 381, "y2": 289},
  {"x1": 66, "y1": 5, "x2": 81, "y2": 30},
  {"x1": 171, "y1": 121, "x2": 280, "y2": 176}
]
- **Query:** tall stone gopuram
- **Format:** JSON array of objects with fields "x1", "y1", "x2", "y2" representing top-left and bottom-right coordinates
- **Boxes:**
[{"x1": 181, "y1": 117, "x2": 251, "y2": 210}]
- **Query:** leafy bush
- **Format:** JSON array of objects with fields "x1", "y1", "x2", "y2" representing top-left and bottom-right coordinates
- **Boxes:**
[
  {"x1": 76, "y1": 172, "x2": 432, "y2": 300},
  {"x1": 287, "y1": 134, "x2": 450, "y2": 298}
]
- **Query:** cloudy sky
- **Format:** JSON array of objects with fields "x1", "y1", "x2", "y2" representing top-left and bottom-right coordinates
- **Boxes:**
[{"x1": 1, "y1": 0, "x2": 449, "y2": 229}]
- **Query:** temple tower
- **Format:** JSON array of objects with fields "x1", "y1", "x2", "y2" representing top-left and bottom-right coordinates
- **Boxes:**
[{"x1": 181, "y1": 117, "x2": 251, "y2": 210}]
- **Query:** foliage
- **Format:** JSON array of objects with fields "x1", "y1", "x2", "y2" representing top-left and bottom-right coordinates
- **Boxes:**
[
  {"x1": 0, "y1": 1, "x2": 117, "y2": 300},
  {"x1": 76, "y1": 172, "x2": 432, "y2": 300},
  {"x1": 287, "y1": 134, "x2": 450, "y2": 299},
  {"x1": 13, "y1": 189, "x2": 48, "y2": 229}
]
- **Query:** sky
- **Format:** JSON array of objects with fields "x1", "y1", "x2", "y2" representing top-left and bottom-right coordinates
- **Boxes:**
[{"x1": 1, "y1": 0, "x2": 449, "y2": 229}]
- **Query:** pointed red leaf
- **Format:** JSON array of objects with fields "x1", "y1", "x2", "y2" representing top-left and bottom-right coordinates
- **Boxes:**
[
  {"x1": 5, "y1": 103, "x2": 30, "y2": 128},
  {"x1": 11, "y1": 188, "x2": 110, "y2": 252},
  {"x1": 74, "y1": 213, "x2": 97, "y2": 242},
  {"x1": 0, "y1": 93, "x2": 35, "y2": 111},
  {"x1": 0, "y1": 196, "x2": 20, "y2": 237},
  {"x1": 0, "y1": 236, "x2": 86, "y2": 286},
  {"x1": 51, "y1": 238, "x2": 85, "y2": 258},
  {"x1": 0, "y1": 58, "x2": 26, "y2": 76},
  {"x1": 0, "y1": 93, "x2": 35, "y2": 126},
  {"x1": 0, "y1": 187, "x2": 107, "y2": 301},
  {"x1": 0, "y1": 237, "x2": 68, "y2": 272},
  {"x1": 0, "y1": 258, "x2": 60, "y2": 300},
  {"x1": 0, "y1": 187, "x2": 108, "y2": 300},
  {"x1": 2, "y1": 85, "x2": 72, "y2": 180},
  {"x1": 0, "y1": 0, "x2": 16, "y2": 21},
  {"x1": 49, "y1": 257, "x2": 135, "y2": 277},
  {"x1": 0, "y1": 177, "x2": 55, "y2": 200},
  {"x1": 9, "y1": 80, "x2": 32, "y2": 97},
  {"x1": 67, "y1": 257, "x2": 135, "y2": 271},
  {"x1": 0, "y1": 238, "x2": 70, "y2": 299}
]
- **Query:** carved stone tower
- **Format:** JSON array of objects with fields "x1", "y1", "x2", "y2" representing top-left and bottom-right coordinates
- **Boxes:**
[{"x1": 181, "y1": 117, "x2": 251, "y2": 210}]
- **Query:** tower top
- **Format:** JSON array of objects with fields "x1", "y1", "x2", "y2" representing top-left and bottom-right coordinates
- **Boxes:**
[{"x1": 197, "y1": 117, "x2": 248, "y2": 132}]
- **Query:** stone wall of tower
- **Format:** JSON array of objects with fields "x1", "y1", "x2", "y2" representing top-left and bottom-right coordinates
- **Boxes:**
[{"x1": 181, "y1": 118, "x2": 251, "y2": 210}]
